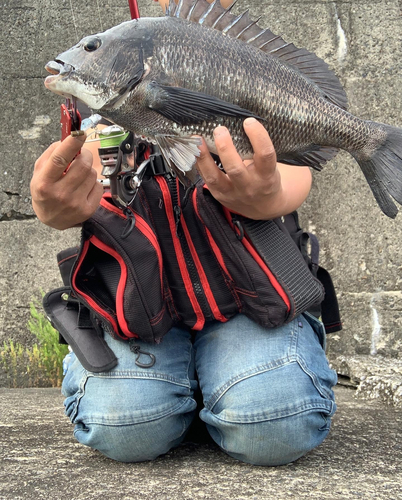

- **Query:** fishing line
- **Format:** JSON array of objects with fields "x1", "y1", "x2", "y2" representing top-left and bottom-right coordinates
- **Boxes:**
[
  {"x1": 95, "y1": 0, "x2": 104, "y2": 32},
  {"x1": 68, "y1": 0, "x2": 79, "y2": 40},
  {"x1": 67, "y1": 0, "x2": 104, "y2": 45}
]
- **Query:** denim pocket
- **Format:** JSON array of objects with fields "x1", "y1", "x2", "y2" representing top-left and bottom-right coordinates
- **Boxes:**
[
  {"x1": 318, "y1": 412, "x2": 332, "y2": 432},
  {"x1": 294, "y1": 314, "x2": 338, "y2": 408},
  {"x1": 303, "y1": 311, "x2": 327, "y2": 351}
]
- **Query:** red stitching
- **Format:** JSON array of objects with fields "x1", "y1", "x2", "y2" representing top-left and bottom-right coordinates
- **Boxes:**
[
  {"x1": 235, "y1": 287, "x2": 259, "y2": 298},
  {"x1": 150, "y1": 305, "x2": 168, "y2": 326},
  {"x1": 58, "y1": 253, "x2": 78, "y2": 266}
]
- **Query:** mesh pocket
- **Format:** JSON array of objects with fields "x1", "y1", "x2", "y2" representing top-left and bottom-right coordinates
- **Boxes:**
[
  {"x1": 78, "y1": 243, "x2": 121, "y2": 310},
  {"x1": 72, "y1": 207, "x2": 173, "y2": 343}
]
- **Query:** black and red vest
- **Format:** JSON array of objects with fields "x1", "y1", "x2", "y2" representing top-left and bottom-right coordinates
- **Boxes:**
[
  {"x1": 44, "y1": 171, "x2": 341, "y2": 372},
  {"x1": 71, "y1": 173, "x2": 328, "y2": 338}
]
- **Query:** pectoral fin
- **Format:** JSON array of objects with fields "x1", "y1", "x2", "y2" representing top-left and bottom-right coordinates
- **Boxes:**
[{"x1": 145, "y1": 81, "x2": 262, "y2": 125}]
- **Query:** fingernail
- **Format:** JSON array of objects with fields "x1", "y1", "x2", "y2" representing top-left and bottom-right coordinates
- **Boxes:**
[
  {"x1": 213, "y1": 126, "x2": 229, "y2": 137},
  {"x1": 71, "y1": 131, "x2": 87, "y2": 143},
  {"x1": 244, "y1": 117, "x2": 257, "y2": 126},
  {"x1": 71, "y1": 130, "x2": 85, "y2": 138}
]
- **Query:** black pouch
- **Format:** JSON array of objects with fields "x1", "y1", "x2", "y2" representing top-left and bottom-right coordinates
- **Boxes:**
[
  {"x1": 70, "y1": 194, "x2": 173, "y2": 343},
  {"x1": 192, "y1": 183, "x2": 325, "y2": 327},
  {"x1": 43, "y1": 246, "x2": 118, "y2": 372},
  {"x1": 43, "y1": 286, "x2": 118, "y2": 372}
]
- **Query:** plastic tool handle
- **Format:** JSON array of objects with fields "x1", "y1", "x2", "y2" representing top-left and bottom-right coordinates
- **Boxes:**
[
  {"x1": 60, "y1": 103, "x2": 82, "y2": 142},
  {"x1": 128, "y1": 0, "x2": 140, "y2": 19}
]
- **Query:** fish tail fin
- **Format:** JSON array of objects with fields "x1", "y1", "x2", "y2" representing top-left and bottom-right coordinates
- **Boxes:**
[{"x1": 353, "y1": 122, "x2": 402, "y2": 218}]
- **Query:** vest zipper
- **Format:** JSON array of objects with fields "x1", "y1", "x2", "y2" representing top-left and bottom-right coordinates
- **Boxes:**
[
  {"x1": 167, "y1": 175, "x2": 213, "y2": 321},
  {"x1": 165, "y1": 174, "x2": 213, "y2": 323}
]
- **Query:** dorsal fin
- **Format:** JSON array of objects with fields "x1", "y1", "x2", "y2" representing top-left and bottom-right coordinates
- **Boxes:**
[{"x1": 166, "y1": 0, "x2": 348, "y2": 110}]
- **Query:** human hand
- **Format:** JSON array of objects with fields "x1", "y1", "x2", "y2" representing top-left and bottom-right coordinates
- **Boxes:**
[
  {"x1": 195, "y1": 118, "x2": 312, "y2": 220},
  {"x1": 30, "y1": 134, "x2": 103, "y2": 230}
]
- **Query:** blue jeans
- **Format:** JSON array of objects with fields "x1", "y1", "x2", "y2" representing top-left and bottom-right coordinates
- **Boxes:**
[{"x1": 62, "y1": 313, "x2": 337, "y2": 465}]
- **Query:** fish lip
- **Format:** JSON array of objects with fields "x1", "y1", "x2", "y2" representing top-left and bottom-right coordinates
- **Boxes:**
[
  {"x1": 44, "y1": 60, "x2": 75, "y2": 92},
  {"x1": 45, "y1": 59, "x2": 74, "y2": 78},
  {"x1": 45, "y1": 60, "x2": 61, "y2": 75}
]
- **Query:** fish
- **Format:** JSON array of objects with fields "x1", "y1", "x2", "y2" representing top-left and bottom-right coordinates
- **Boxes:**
[{"x1": 44, "y1": 0, "x2": 402, "y2": 218}]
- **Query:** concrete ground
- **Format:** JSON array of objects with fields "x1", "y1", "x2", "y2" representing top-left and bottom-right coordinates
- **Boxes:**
[{"x1": 0, "y1": 385, "x2": 401, "y2": 499}]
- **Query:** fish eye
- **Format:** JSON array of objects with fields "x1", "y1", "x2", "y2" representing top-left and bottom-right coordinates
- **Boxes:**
[{"x1": 83, "y1": 37, "x2": 102, "y2": 52}]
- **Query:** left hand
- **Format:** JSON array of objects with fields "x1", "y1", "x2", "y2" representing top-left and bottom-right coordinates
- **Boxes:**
[{"x1": 195, "y1": 118, "x2": 311, "y2": 219}]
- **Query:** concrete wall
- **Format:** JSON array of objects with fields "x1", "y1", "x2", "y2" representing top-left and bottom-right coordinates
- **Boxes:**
[{"x1": 1, "y1": 0, "x2": 401, "y2": 401}]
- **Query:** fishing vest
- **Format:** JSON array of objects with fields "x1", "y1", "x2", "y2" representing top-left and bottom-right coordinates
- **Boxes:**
[{"x1": 44, "y1": 164, "x2": 341, "y2": 372}]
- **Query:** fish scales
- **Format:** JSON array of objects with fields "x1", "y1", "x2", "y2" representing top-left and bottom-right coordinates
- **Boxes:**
[
  {"x1": 107, "y1": 17, "x2": 372, "y2": 157},
  {"x1": 44, "y1": 0, "x2": 402, "y2": 218}
]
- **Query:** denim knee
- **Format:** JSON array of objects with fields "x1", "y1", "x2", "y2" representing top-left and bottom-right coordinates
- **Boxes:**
[
  {"x1": 200, "y1": 360, "x2": 337, "y2": 466},
  {"x1": 72, "y1": 399, "x2": 196, "y2": 463},
  {"x1": 203, "y1": 406, "x2": 332, "y2": 466},
  {"x1": 62, "y1": 355, "x2": 197, "y2": 462},
  {"x1": 62, "y1": 325, "x2": 197, "y2": 462}
]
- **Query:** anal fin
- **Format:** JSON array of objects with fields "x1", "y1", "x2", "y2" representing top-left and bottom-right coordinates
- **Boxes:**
[{"x1": 279, "y1": 146, "x2": 339, "y2": 171}]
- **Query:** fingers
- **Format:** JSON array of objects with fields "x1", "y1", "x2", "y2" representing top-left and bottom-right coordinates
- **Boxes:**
[
  {"x1": 194, "y1": 119, "x2": 285, "y2": 219},
  {"x1": 40, "y1": 133, "x2": 87, "y2": 182},
  {"x1": 34, "y1": 141, "x2": 60, "y2": 170},
  {"x1": 31, "y1": 137, "x2": 101, "y2": 229},
  {"x1": 87, "y1": 177, "x2": 104, "y2": 207},
  {"x1": 243, "y1": 117, "x2": 277, "y2": 177},
  {"x1": 196, "y1": 119, "x2": 276, "y2": 189},
  {"x1": 213, "y1": 126, "x2": 246, "y2": 183},
  {"x1": 203, "y1": 119, "x2": 274, "y2": 187},
  {"x1": 195, "y1": 136, "x2": 230, "y2": 192},
  {"x1": 61, "y1": 148, "x2": 95, "y2": 188},
  {"x1": 195, "y1": 124, "x2": 251, "y2": 193}
]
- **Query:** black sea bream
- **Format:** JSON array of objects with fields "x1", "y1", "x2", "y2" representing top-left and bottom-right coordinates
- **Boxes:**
[{"x1": 45, "y1": 0, "x2": 402, "y2": 217}]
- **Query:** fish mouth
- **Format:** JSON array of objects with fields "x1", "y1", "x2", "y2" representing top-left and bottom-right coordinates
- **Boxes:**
[{"x1": 44, "y1": 60, "x2": 74, "y2": 87}]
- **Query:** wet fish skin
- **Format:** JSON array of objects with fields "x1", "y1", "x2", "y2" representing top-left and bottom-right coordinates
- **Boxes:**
[
  {"x1": 44, "y1": 0, "x2": 402, "y2": 218},
  {"x1": 99, "y1": 18, "x2": 377, "y2": 162},
  {"x1": 101, "y1": 18, "x2": 339, "y2": 155}
]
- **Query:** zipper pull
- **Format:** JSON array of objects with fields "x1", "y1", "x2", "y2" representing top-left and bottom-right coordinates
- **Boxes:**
[
  {"x1": 232, "y1": 216, "x2": 245, "y2": 241},
  {"x1": 181, "y1": 183, "x2": 196, "y2": 210},
  {"x1": 121, "y1": 208, "x2": 136, "y2": 239},
  {"x1": 174, "y1": 205, "x2": 182, "y2": 237}
]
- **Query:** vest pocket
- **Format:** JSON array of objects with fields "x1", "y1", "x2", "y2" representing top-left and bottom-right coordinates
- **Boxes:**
[
  {"x1": 72, "y1": 237, "x2": 122, "y2": 337},
  {"x1": 72, "y1": 198, "x2": 173, "y2": 343},
  {"x1": 193, "y1": 184, "x2": 291, "y2": 328}
]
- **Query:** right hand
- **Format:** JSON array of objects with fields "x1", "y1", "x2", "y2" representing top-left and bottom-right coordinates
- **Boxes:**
[{"x1": 30, "y1": 134, "x2": 103, "y2": 230}]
